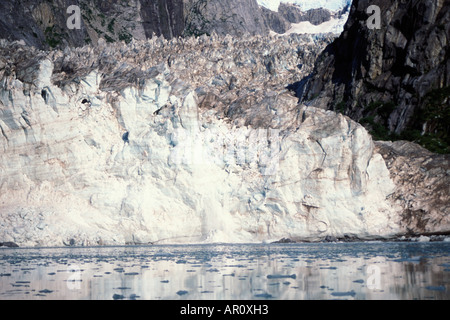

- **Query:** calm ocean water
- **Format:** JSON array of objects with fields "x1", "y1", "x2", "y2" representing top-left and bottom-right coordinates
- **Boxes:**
[{"x1": 0, "y1": 242, "x2": 449, "y2": 300}]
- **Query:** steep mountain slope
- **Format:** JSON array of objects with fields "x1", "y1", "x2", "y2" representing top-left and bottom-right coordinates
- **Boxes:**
[
  {"x1": 183, "y1": 0, "x2": 269, "y2": 37},
  {"x1": 300, "y1": 0, "x2": 450, "y2": 154},
  {"x1": 0, "y1": 0, "x2": 351, "y2": 50},
  {"x1": 0, "y1": 0, "x2": 270, "y2": 49},
  {"x1": 0, "y1": 0, "x2": 184, "y2": 48}
]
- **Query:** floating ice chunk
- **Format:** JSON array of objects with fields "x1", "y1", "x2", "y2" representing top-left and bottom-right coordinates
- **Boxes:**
[
  {"x1": 331, "y1": 290, "x2": 356, "y2": 297},
  {"x1": 425, "y1": 286, "x2": 446, "y2": 292},
  {"x1": 416, "y1": 235, "x2": 430, "y2": 242},
  {"x1": 176, "y1": 260, "x2": 187, "y2": 264},
  {"x1": 39, "y1": 289, "x2": 53, "y2": 294},
  {"x1": 267, "y1": 274, "x2": 296, "y2": 279},
  {"x1": 254, "y1": 292, "x2": 273, "y2": 299}
]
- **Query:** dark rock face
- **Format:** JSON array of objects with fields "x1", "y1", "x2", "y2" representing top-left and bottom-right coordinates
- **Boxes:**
[
  {"x1": 0, "y1": 0, "x2": 351, "y2": 50},
  {"x1": 183, "y1": 0, "x2": 269, "y2": 37},
  {"x1": 140, "y1": 0, "x2": 185, "y2": 39},
  {"x1": 261, "y1": 7, "x2": 291, "y2": 34},
  {"x1": 0, "y1": 0, "x2": 88, "y2": 49},
  {"x1": 300, "y1": 0, "x2": 450, "y2": 153},
  {"x1": 303, "y1": 8, "x2": 332, "y2": 26},
  {"x1": 278, "y1": 3, "x2": 332, "y2": 26},
  {"x1": 0, "y1": 242, "x2": 19, "y2": 248},
  {"x1": 0, "y1": 0, "x2": 272, "y2": 48},
  {"x1": 0, "y1": 0, "x2": 187, "y2": 49},
  {"x1": 277, "y1": 2, "x2": 305, "y2": 24}
]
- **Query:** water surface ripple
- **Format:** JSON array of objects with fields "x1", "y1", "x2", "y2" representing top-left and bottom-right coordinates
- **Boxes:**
[{"x1": 0, "y1": 242, "x2": 449, "y2": 300}]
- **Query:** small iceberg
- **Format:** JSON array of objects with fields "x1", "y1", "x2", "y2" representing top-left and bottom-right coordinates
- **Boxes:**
[
  {"x1": 254, "y1": 292, "x2": 273, "y2": 299},
  {"x1": 331, "y1": 290, "x2": 356, "y2": 297},
  {"x1": 176, "y1": 290, "x2": 189, "y2": 296},
  {"x1": 425, "y1": 286, "x2": 446, "y2": 292},
  {"x1": 267, "y1": 274, "x2": 296, "y2": 279}
]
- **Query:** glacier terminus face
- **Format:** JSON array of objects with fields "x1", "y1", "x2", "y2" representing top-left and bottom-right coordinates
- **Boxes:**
[{"x1": 0, "y1": 33, "x2": 405, "y2": 247}]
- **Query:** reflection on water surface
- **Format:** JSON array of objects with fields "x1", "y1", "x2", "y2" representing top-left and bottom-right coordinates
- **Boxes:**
[{"x1": 0, "y1": 242, "x2": 449, "y2": 300}]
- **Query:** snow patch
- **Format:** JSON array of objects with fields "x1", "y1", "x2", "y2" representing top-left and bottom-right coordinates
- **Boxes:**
[
  {"x1": 257, "y1": 0, "x2": 352, "y2": 12},
  {"x1": 283, "y1": 12, "x2": 348, "y2": 35}
]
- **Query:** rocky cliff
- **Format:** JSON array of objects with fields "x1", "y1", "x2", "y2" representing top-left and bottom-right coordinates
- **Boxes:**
[
  {"x1": 0, "y1": 0, "x2": 184, "y2": 48},
  {"x1": 183, "y1": 0, "x2": 270, "y2": 37},
  {"x1": 278, "y1": 3, "x2": 332, "y2": 26},
  {"x1": 375, "y1": 140, "x2": 449, "y2": 236},
  {"x1": 0, "y1": 0, "x2": 351, "y2": 50},
  {"x1": 0, "y1": 0, "x2": 269, "y2": 49},
  {"x1": 0, "y1": 0, "x2": 272, "y2": 49},
  {"x1": 300, "y1": 0, "x2": 450, "y2": 154}
]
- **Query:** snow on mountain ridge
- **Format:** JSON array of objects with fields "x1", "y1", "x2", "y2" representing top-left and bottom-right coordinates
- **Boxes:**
[
  {"x1": 283, "y1": 12, "x2": 349, "y2": 35},
  {"x1": 261, "y1": 0, "x2": 351, "y2": 35},
  {"x1": 257, "y1": 0, "x2": 352, "y2": 12}
]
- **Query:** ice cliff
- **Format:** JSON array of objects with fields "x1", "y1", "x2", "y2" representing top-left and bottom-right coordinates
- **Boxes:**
[{"x1": 0, "y1": 34, "x2": 414, "y2": 246}]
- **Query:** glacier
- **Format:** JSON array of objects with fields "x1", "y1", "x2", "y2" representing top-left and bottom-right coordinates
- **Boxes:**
[
  {"x1": 257, "y1": 0, "x2": 352, "y2": 12},
  {"x1": 0, "y1": 35, "x2": 408, "y2": 247}
]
